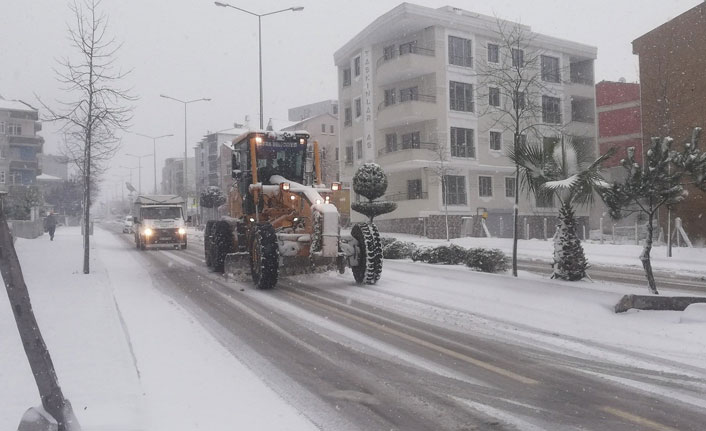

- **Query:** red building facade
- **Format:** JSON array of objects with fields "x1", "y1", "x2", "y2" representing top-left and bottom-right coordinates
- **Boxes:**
[{"x1": 596, "y1": 81, "x2": 642, "y2": 169}]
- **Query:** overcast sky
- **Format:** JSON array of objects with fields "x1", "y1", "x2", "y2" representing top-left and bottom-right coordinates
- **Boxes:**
[{"x1": 0, "y1": 0, "x2": 700, "y2": 199}]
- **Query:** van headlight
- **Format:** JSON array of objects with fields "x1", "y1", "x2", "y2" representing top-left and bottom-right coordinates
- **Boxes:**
[
  {"x1": 178, "y1": 228, "x2": 186, "y2": 235},
  {"x1": 143, "y1": 228, "x2": 153, "y2": 236}
]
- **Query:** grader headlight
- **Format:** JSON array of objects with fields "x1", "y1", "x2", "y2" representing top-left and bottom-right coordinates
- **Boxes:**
[
  {"x1": 280, "y1": 182, "x2": 290, "y2": 192},
  {"x1": 331, "y1": 182, "x2": 341, "y2": 191}
]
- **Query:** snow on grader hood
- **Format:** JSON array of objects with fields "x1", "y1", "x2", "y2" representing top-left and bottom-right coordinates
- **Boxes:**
[{"x1": 203, "y1": 130, "x2": 383, "y2": 289}]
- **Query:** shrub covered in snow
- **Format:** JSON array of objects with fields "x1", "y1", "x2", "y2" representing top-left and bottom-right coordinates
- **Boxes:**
[
  {"x1": 351, "y1": 163, "x2": 397, "y2": 222},
  {"x1": 200, "y1": 186, "x2": 226, "y2": 208},
  {"x1": 465, "y1": 248, "x2": 509, "y2": 273},
  {"x1": 352, "y1": 163, "x2": 388, "y2": 201},
  {"x1": 380, "y1": 236, "x2": 397, "y2": 248},
  {"x1": 382, "y1": 240, "x2": 417, "y2": 259},
  {"x1": 411, "y1": 247, "x2": 433, "y2": 262}
]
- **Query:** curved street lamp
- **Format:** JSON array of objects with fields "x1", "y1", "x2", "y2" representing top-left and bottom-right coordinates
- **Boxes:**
[
  {"x1": 159, "y1": 95, "x2": 210, "y2": 203},
  {"x1": 125, "y1": 153, "x2": 153, "y2": 195},
  {"x1": 214, "y1": 2, "x2": 304, "y2": 129}
]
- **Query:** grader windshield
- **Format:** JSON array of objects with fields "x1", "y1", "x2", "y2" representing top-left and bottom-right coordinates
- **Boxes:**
[{"x1": 255, "y1": 134, "x2": 308, "y2": 185}]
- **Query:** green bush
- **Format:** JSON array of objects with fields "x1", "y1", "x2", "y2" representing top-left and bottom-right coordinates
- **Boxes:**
[
  {"x1": 465, "y1": 248, "x2": 509, "y2": 273},
  {"x1": 380, "y1": 236, "x2": 397, "y2": 248},
  {"x1": 411, "y1": 246, "x2": 433, "y2": 262},
  {"x1": 383, "y1": 240, "x2": 417, "y2": 259},
  {"x1": 427, "y1": 244, "x2": 468, "y2": 264}
]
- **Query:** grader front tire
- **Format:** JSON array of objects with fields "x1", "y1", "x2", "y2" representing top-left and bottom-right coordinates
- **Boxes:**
[{"x1": 351, "y1": 223, "x2": 383, "y2": 285}]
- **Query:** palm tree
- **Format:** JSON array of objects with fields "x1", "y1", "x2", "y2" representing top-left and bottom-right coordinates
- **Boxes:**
[{"x1": 509, "y1": 135, "x2": 613, "y2": 280}]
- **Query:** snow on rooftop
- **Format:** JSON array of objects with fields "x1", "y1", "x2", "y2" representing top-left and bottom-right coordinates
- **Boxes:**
[
  {"x1": 36, "y1": 173, "x2": 63, "y2": 181},
  {"x1": 0, "y1": 98, "x2": 37, "y2": 112}
]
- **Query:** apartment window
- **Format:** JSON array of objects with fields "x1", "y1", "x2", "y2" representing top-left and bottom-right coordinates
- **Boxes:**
[
  {"x1": 489, "y1": 131, "x2": 502, "y2": 151},
  {"x1": 408, "y1": 179, "x2": 422, "y2": 200},
  {"x1": 330, "y1": 125, "x2": 334, "y2": 134},
  {"x1": 505, "y1": 177, "x2": 516, "y2": 198},
  {"x1": 332, "y1": 104, "x2": 338, "y2": 115},
  {"x1": 542, "y1": 96, "x2": 562, "y2": 124},
  {"x1": 512, "y1": 48, "x2": 524, "y2": 67},
  {"x1": 487, "y1": 43, "x2": 499, "y2": 63},
  {"x1": 321, "y1": 124, "x2": 326, "y2": 133},
  {"x1": 478, "y1": 176, "x2": 493, "y2": 197},
  {"x1": 488, "y1": 87, "x2": 500, "y2": 107},
  {"x1": 383, "y1": 45, "x2": 396, "y2": 61},
  {"x1": 513, "y1": 91, "x2": 525, "y2": 110},
  {"x1": 399, "y1": 40, "x2": 417, "y2": 55},
  {"x1": 537, "y1": 193, "x2": 555, "y2": 208},
  {"x1": 354, "y1": 56, "x2": 361, "y2": 77},
  {"x1": 450, "y1": 127, "x2": 475, "y2": 158},
  {"x1": 345, "y1": 146, "x2": 353, "y2": 163},
  {"x1": 442, "y1": 175, "x2": 467, "y2": 205},
  {"x1": 7, "y1": 123, "x2": 21, "y2": 135},
  {"x1": 344, "y1": 107, "x2": 352, "y2": 126},
  {"x1": 385, "y1": 133, "x2": 398, "y2": 153},
  {"x1": 384, "y1": 88, "x2": 396, "y2": 107},
  {"x1": 0, "y1": 171, "x2": 4, "y2": 184},
  {"x1": 335, "y1": 148, "x2": 339, "y2": 161},
  {"x1": 541, "y1": 55, "x2": 560, "y2": 83},
  {"x1": 401, "y1": 131, "x2": 420, "y2": 149},
  {"x1": 449, "y1": 81, "x2": 474, "y2": 112},
  {"x1": 448, "y1": 36, "x2": 473, "y2": 67},
  {"x1": 0, "y1": 122, "x2": 5, "y2": 134},
  {"x1": 356, "y1": 139, "x2": 363, "y2": 159},
  {"x1": 354, "y1": 98, "x2": 362, "y2": 118},
  {"x1": 399, "y1": 86, "x2": 419, "y2": 103},
  {"x1": 342, "y1": 68, "x2": 351, "y2": 87}
]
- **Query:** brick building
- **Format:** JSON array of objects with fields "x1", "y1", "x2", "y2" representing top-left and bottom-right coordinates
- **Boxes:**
[
  {"x1": 633, "y1": 3, "x2": 706, "y2": 241},
  {"x1": 596, "y1": 80, "x2": 642, "y2": 175}
]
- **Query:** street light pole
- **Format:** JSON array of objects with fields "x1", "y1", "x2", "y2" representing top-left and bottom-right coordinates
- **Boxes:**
[
  {"x1": 135, "y1": 133, "x2": 174, "y2": 194},
  {"x1": 126, "y1": 153, "x2": 152, "y2": 195},
  {"x1": 214, "y1": 2, "x2": 304, "y2": 129},
  {"x1": 160, "y1": 95, "x2": 210, "y2": 205}
]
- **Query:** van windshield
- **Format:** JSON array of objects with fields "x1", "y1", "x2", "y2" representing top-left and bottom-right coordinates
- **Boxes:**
[{"x1": 141, "y1": 207, "x2": 182, "y2": 220}]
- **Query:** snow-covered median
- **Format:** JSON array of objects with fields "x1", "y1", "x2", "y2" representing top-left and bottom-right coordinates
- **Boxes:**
[{"x1": 1, "y1": 227, "x2": 316, "y2": 430}]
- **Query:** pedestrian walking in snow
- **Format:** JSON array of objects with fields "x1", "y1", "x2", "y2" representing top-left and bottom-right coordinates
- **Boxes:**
[{"x1": 44, "y1": 212, "x2": 57, "y2": 241}]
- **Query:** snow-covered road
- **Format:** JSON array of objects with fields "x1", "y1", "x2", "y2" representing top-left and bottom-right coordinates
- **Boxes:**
[{"x1": 3, "y1": 224, "x2": 706, "y2": 430}]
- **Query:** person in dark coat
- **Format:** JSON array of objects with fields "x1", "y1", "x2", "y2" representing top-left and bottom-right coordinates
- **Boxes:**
[{"x1": 44, "y1": 212, "x2": 58, "y2": 241}]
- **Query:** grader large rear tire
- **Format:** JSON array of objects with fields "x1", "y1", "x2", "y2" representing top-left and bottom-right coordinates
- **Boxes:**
[
  {"x1": 250, "y1": 223, "x2": 279, "y2": 289},
  {"x1": 351, "y1": 223, "x2": 382, "y2": 285}
]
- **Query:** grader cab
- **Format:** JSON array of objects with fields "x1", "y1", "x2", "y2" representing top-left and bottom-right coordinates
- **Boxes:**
[{"x1": 204, "y1": 130, "x2": 382, "y2": 289}]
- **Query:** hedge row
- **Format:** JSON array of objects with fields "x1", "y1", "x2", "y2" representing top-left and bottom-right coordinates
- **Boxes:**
[{"x1": 381, "y1": 238, "x2": 509, "y2": 273}]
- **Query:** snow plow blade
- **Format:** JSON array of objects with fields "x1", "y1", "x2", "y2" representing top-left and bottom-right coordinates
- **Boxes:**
[{"x1": 224, "y1": 252, "x2": 249, "y2": 279}]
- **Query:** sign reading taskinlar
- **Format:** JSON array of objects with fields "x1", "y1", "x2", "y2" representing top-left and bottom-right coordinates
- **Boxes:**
[{"x1": 362, "y1": 47, "x2": 374, "y2": 161}]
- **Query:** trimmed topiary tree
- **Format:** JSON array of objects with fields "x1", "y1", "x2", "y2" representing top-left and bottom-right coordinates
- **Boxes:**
[{"x1": 351, "y1": 163, "x2": 397, "y2": 222}]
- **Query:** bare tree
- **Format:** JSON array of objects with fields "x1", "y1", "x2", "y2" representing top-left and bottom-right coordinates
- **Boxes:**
[
  {"x1": 476, "y1": 17, "x2": 558, "y2": 276},
  {"x1": 39, "y1": 0, "x2": 134, "y2": 274},
  {"x1": 428, "y1": 140, "x2": 454, "y2": 241}
]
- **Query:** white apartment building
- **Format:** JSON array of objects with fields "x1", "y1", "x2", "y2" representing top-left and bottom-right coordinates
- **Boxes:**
[
  {"x1": 334, "y1": 3, "x2": 598, "y2": 238},
  {"x1": 0, "y1": 97, "x2": 44, "y2": 191}
]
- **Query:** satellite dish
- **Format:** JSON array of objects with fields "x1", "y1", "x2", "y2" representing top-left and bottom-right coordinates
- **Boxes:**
[{"x1": 126, "y1": 182, "x2": 136, "y2": 193}]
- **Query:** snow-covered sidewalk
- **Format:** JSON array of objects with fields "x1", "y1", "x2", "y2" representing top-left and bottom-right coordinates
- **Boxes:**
[{"x1": 1, "y1": 227, "x2": 316, "y2": 430}]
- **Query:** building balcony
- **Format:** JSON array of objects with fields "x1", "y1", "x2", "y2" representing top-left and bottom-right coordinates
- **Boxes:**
[
  {"x1": 377, "y1": 142, "x2": 438, "y2": 168},
  {"x1": 377, "y1": 95, "x2": 437, "y2": 128},
  {"x1": 8, "y1": 135, "x2": 44, "y2": 147},
  {"x1": 378, "y1": 141, "x2": 437, "y2": 157},
  {"x1": 10, "y1": 160, "x2": 39, "y2": 171},
  {"x1": 375, "y1": 47, "x2": 437, "y2": 86},
  {"x1": 385, "y1": 191, "x2": 428, "y2": 202}
]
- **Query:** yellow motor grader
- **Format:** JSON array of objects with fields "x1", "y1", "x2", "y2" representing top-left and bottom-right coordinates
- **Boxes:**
[{"x1": 204, "y1": 130, "x2": 382, "y2": 289}]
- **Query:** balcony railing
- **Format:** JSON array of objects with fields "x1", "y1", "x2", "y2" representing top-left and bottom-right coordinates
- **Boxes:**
[
  {"x1": 8, "y1": 135, "x2": 44, "y2": 146},
  {"x1": 378, "y1": 93, "x2": 436, "y2": 113},
  {"x1": 376, "y1": 46, "x2": 435, "y2": 68},
  {"x1": 378, "y1": 141, "x2": 437, "y2": 156},
  {"x1": 384, "y1": 191, "x2": 428, "y2": 202}
]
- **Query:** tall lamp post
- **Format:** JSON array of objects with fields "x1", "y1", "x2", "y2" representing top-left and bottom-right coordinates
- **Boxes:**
[
  {"x1": 214, "y1": 2, "x2": 304, "y2": 129},
  {"x1": 134, "y1": 132, "x2": 174, "y2": 194},
  {"x1": 125, "y1": 153, "x2": 153, "y2": 195},
  {"x1": 159, "y1": 95, "x2": 210, "y2": 205}
]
